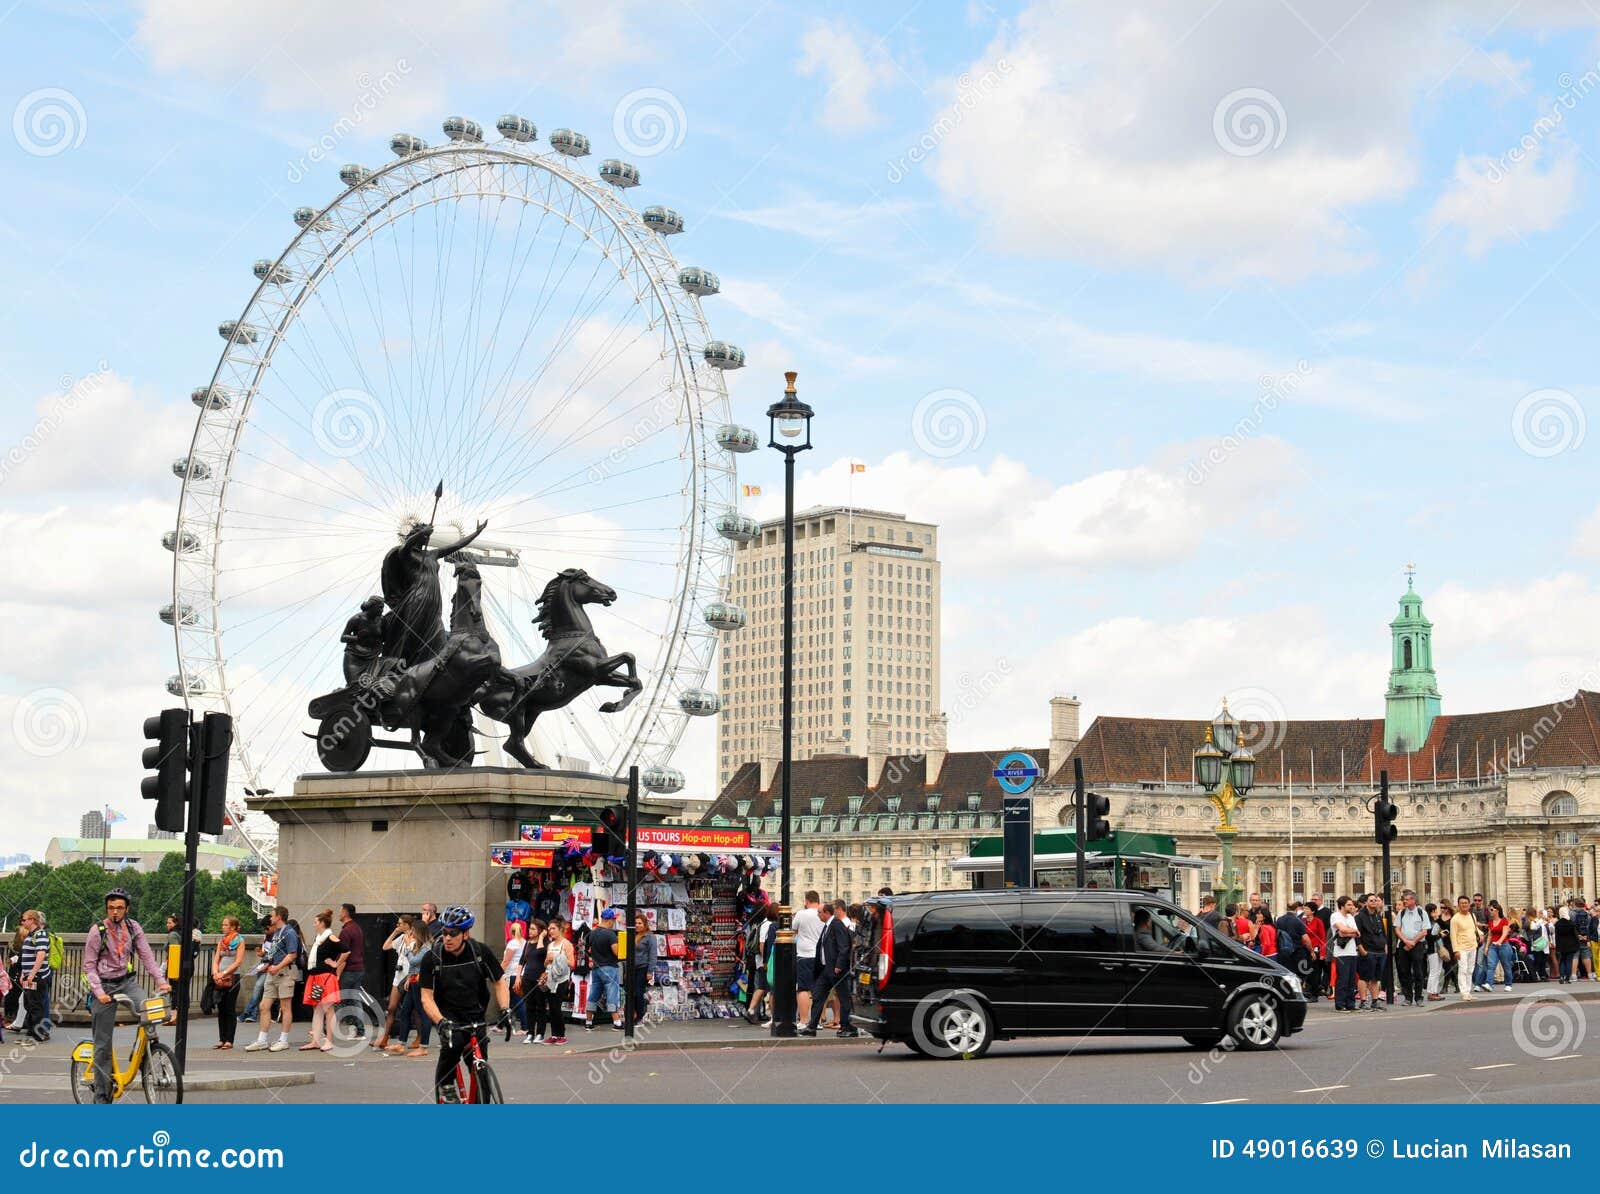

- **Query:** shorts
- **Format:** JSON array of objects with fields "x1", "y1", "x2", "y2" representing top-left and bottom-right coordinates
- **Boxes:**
[
  {"x1": 796, "y1": 957, "x2": 816, "y2": 991},
  {"x1": 586, "y1": 965, "x2": 620, "y2": 1012},
  {"x1": 1356, "y1": 951, "x2": 1387, "y2": 982},
  {"x1": 261, "y1": 969, "x2": 297, "y2": 1002}
]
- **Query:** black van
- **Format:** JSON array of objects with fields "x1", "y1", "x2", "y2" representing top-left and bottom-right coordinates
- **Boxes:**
[{"x1": 851, "y1": 889, "x2": 1307, "y2": 1058}]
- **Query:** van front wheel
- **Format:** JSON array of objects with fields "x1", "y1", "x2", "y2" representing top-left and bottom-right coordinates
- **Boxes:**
[
  {"x1": 1182, "y1": 1033, "x2": 1223, "y2": 1049},
  {"x1": 1226, "y1": 993, "x2": 1282, "y2": 1050}
]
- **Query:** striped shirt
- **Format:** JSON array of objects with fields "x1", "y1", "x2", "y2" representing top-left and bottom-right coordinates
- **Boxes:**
[{"x1": 18, "y1": 927, "x2": 50, "y2": 980}]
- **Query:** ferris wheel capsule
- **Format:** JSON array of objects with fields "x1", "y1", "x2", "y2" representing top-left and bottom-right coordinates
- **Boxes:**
[
  {"x1": 191, "y1": 386, "x2": 233, "y2": 410},
  {"x1": 159, "y1": 602, "x2": 197, "y2": 626},
  {"x1": 390, "y1": 132, "x2": 428, "y2": 157},
  {"x1": 599, "y1": 159, "x2": 641, "y2": 188},
  {"x1": 442, "y1": 116, "x2": 483, "y2": 143},
  {"x1": 678, "y1": 688, "x2": 721, "y2": 716},
  {"x1": 703, "y1": 601, "x2": 746, "y2": 631},
  {"x1": 293, "y1": 207, "x2": 331, "y2": 231},
  {"x1": 218, "y1": 320, "x2": 260, "y2": 345},
  {"x1": 339, "y1": 163, "x2": 375, "y2": 188},
  {"x1": 173, "y1": 456, "x2": 212, "y2": 480},
  {"x1": 679, "y1": 266, "x2": 720, "y2": 297},
  {"x1": 715, "y1": 424, "x2": 758, "y2": 453},
  {"x1": 642, "y1": 206, "x2": 684, "y2": 235},
  {"x1": 703, "y1": 341, "x2": 745, "y2": 370},
  {"x1": 166, "y1": 673, "x2": 206, "y2": 697},
  {"x1": 162, "y1": 529, "x2": 201, "y2": 554},
  {"x1": 496, "y1": 114, "x2": 537, "y2": 142},
  {"x1": 548, "y1": 128, "x2": 590, "y2": 157},
  {"x1": 716, "y1": 513, "x2": 759, "y2": 542},
  {"x1": 252, "y1": 259, "x2": 296, "y2": 284},
  {"x1": 642, "y1": 765, "x2": 685, "y2": 794}
]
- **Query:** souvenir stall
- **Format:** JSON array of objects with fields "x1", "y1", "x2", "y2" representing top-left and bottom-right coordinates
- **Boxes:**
[{"x1": 489, "y1": 823, "x2": 779, "y2": 1021}]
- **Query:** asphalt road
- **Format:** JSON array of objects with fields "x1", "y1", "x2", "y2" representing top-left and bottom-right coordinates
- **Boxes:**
[{"x1": 5, "y1": 991, "x2": 1599, "y2": 1104}]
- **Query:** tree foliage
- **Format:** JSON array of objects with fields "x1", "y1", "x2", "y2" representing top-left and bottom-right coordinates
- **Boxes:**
[{"x1": 0, "y1": 857, "x2": 254, "y2": 935}]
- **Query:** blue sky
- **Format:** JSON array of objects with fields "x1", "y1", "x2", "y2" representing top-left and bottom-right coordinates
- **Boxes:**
[{"x1": 7, "y1": 1, "x2": 1600, "y2": 862}]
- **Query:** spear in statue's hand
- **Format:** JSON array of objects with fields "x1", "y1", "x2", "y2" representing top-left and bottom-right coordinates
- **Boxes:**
[{"x1": 427, "y1": 479, "x2": 444, "y2": 527}]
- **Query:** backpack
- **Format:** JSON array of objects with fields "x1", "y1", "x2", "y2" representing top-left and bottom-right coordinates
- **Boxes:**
[
  {"x1": 46, "y1": 933, "x2": 64, "y2": 973},
  {"x1": 94, "y1": 918, "x2": 145, "y2": 976}
]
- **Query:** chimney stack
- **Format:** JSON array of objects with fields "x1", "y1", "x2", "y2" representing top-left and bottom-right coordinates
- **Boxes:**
[
  {"x1": 759, "y1": 722, "x2": 781, "y2": 793},
  {"x1": 1049, "y1": 694, "x2": 1081, "y2": 775},
  {"x1": 867, "y1": 716, "x2": 891, "y2": 788},
  {"x1": 924, "y1": 712, "x2": 949, "y2": 785}
]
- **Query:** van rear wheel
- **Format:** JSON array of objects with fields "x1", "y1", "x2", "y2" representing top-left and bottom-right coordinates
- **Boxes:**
[
  {"x1": 920, "y1": 996, "x2": 994, "y2": 1059},
  {"x1": 1226, "y1": 993, "x2": 1282, "y2": 1050}
]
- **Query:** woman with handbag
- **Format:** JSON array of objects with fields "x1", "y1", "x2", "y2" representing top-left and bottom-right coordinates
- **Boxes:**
[
  {"x1": 301, "y1": 909, "x2": 347, "y2": 1052},
  {"x1": 539, "y1": 919, "x2": 576, "y2": 1046},
  {"x1": 212, "y1": 915, "x2": 245, "y2": 1049}
]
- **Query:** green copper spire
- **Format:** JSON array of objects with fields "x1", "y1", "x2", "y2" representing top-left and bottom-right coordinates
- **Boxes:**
[{"x1": 1384, "y1": 565, "x2": 1441, "y2": 753}]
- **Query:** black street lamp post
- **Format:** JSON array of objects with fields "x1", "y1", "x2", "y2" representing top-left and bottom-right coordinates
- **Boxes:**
[{"x1": 767, "y1": 369, "x2": 812, "y2": 1039}]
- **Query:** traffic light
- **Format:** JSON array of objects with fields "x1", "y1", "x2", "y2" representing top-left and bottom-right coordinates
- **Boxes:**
[
  {"x1": 196, "y1": 711, "x2": 233, "y2": 837},
  {"x1": 1373, "y1": 796, "x2": 1398, "y2": 845},
  {"x1": 1084, "y1": 791, "x2": 1111, "y2": 842},
  {"x1": 142, "y1": 708, "x2": 190, "y2": 833},
  {"x1": 597, "y1": 802, "x2": 629, "y2": 857}
]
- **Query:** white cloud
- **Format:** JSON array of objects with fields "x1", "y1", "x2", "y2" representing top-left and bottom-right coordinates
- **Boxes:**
[
  {"x1": 719, "y1": 194, "x2": 917, "y2": 240},
  {"x1": 3, "y1": 371, "x2": 190, "y2": 496},
  {"x1": 1426, "y1": 146, "x2": 1580, "y2": 256},
  {"x1": 930, "y1": 1, "x2": 1598, "y2": 281},
  {"x1": 795, "y1": 20, "x2": 898, "y2": 133}
]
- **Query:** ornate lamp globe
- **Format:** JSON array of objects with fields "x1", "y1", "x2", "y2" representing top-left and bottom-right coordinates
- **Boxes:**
[
  {"x1": 1229, "y1": 745, "x2": 1257, "y2": 795},
  {"x1": 1211, "y1": 700, "x2": 1238, "y2": 755},
  {"x1": 1193, "y1": 728, "x2": 1225, "y2": 792},
  {"x1": 766, "y1": 371, "x2": 813, "y2": 447}
]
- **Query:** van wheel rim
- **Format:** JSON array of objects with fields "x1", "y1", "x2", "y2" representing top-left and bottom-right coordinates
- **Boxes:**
[
  {"x1": 939, "y1": 1007, "x2": 985, "y2": 1053},
  {"x1": 1239, "y1": 999, "x2": 1278, "y2": 1045}
]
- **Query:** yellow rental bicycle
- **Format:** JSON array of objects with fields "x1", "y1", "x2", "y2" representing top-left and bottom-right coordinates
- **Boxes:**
[{"x1": 70, "y1": 993, "x2": 184, "y2": 1104}]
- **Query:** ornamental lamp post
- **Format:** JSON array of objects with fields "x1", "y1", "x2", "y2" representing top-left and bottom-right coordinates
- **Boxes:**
[
  {"x1": 1193, "y1": 699, "x2": 1256, "y2": 912},
  {"x1": 767, "y1": 370, "x2": 812, "y2": 1038}
]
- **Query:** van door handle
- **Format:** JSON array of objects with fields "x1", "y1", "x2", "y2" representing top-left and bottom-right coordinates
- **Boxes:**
[
  {"x1": 1098, "y1": 962, "x2": 1119, "y2": 971},
  {"x1": 1126, "y1": 962, "x2": 1153, "y2": 972}
]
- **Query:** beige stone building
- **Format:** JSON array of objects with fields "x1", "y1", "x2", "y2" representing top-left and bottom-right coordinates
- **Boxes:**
[{"x1": 717, "y1": 506, "x2": 940, "y2": 789}]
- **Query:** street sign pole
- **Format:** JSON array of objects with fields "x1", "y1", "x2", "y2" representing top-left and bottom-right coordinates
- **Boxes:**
[{"x1": 994, "y1": 752, "x2": 1041, "y2": 889}]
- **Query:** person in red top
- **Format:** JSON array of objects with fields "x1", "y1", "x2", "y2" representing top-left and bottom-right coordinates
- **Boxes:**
[
  {"x1": 1486, "y1": 900, "x2": 1514, "y2": 992},
  {"x1": 1303, "y1": 907, "x2": 1328, "y2": 1000},
  {"x1": 1251, "y1": 908, "x2": 1277, "y2": 956}
]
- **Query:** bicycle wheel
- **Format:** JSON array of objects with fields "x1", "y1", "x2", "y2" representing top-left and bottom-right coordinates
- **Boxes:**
[
  {"x1": 68, "y1": 1058, "x2": 92, "y2": 1104},
  {"x1": 473, "y1": 1060, "x2": 504, "y2": 1104},
  {"x1": 140, "y1": 1042, "x2": 184, "y2": 1104}
]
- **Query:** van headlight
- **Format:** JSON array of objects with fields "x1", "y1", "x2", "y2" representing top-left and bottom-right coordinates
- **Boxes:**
[{"x1": 1278, "y1": 974, "x2": 1303, "y2": 997}]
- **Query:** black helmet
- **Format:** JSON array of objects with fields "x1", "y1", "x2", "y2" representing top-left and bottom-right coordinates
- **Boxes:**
[{"x1": 104, "y1": 887, "x2": 132, "y2": 906}]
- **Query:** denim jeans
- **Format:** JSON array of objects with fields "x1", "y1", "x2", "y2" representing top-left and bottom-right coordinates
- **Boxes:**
[
  {"x1": 1490, "y1": 942, "x2": 1516, "y2": 987},
  {"x1": 1473, "y1": 947, "x2": 1492, "y2": 987},
  {"x1": 241, "y1": 973, "x2": 265, "y2": 1020}
]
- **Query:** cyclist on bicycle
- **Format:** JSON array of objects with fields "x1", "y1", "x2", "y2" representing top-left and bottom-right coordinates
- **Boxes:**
[
  {"x1": 83, "y1": 888, "x2": 170, "y2": 1104},
  {"x1": 418, "y1": 905, "x2": 508, "y2": 1102}
]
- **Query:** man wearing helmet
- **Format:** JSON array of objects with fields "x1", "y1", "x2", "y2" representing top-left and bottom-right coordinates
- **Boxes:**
[
  {"x1": 418, "y1": 905, "x2": 508, "y2": 1101},
  {"x1": 83, "y1": 888, "x2": 170, "y2": 1103}
]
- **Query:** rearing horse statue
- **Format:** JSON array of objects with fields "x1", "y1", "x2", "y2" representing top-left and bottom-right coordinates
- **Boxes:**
[{"x1": 474, "y1": 568, "x2": 642, "y2": 768}]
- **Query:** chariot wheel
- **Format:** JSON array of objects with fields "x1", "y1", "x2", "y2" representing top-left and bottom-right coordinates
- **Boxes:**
[{"x1": 315, "y1": 707, "x2": 372, "y2": 773}]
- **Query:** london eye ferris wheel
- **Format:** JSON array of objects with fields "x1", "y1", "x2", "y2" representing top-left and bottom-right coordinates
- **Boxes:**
[{"x1": 162, "y1": 114, "x2": 762, "y2": 875}]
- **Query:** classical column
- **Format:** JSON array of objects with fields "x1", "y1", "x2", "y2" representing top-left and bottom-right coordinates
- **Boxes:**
[
  {"x1": 1300, "y1": 855, "x2": 1316, "y2": 901},
  {"x1": 1275, "y1": 858, "x2": 1289, "y2": 907},
  {"x1": 1448, "y1": 856, "x2": 1461, "y2": 897},
  {"x1": 1494, "y1": 849, "x2": 1508, "y2": 904},
  {"x1": 1183, "y1": 864, "x2": 1201, "y2": 911},
  {"x1": 1589, "y1": 844, "x2": 1598, "y2": 903},
  {"x1": 1335, "y1": 856, "x2": 1348, "y2": 897},
  {"x1": 1529, "y1": 847, "x2": 1545, "y2": 909},
  {"x1": 1404, "y1": 856, "x2": 1418, "y2": 895}
]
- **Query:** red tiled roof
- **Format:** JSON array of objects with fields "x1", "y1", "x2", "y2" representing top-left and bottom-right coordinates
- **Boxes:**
[
  {"x1": 701, "y1": 746, "x2": 1051, "y2": 823},
  {"x1": 1050, "y1": 691, "x2": 1600, "y2": 786}
]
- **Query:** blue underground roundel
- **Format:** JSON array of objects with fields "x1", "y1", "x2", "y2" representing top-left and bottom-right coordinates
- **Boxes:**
[{"x1": 993, "y1": 751, "x2": 1041, "y2": 795}]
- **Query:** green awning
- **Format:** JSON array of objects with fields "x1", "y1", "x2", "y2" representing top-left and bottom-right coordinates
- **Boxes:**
[{"x1": 966, "y1": 829, "x2": 1178, "y2": 859}]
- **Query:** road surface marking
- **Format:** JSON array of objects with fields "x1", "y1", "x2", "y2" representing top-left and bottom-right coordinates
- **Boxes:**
[
  {"x1": 1546, "y1": 1053, "x2": 1581, "y2": 1061},
  {"x1": 1202, "y1": 1097, "x2": 1250, "y2": 1104},
  {"x1": 1388, "y1": 1074, "x2": 1435, "y2": 1081},
  {"x1": 1294, "y1": 1084, "x2": 1347, "y2": 1093},
  {"x1": 1472, "y1": 1063, "x2": 1516, "y2": 1070}
]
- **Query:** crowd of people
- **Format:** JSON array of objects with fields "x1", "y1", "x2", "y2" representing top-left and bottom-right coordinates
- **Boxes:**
[
  {"x1": 735, "y1": 888, "x2": 886, "y2": 1038},
  {"x1": 1, "y1": 908, "x2": 55, "y2": 1042},
  {"x1": 1195, "y1": 888, "x2": 1600, "y2": 1008}
]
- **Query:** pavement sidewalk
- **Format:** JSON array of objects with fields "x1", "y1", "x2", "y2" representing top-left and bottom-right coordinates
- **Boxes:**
[{"x1": 1306, "y1": 976, "x2": 1600, "y2": 1013}]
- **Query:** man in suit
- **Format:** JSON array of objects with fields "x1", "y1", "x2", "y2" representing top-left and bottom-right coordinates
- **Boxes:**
[{"x1": 799, "y1": 901, "x2": 858, "y2": 1038}]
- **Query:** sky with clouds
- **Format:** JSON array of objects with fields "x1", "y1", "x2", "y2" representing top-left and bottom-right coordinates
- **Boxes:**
[{"x1": 6, "y1": 1, "x2": 1600, "y2": 863}]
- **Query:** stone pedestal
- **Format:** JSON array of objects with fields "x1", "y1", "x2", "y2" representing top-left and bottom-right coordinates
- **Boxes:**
[{"x1": 251, "y1": 767, "x2": 683, "y2": 934}]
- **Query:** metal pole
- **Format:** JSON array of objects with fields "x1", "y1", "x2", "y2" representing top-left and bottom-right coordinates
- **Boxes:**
[
  {"x1": 174, "y1": 715, "x2": 202, "y2": 1072},
  {"x1": 624, "y1": 765, "x2": 638, "y2": 1039},
  {"x1": 770, "y1": 443, "x2": 799, "y2": 1037},
  {"x1": 1074, "y1": 757, "x2": 1086, "y2": 890}
]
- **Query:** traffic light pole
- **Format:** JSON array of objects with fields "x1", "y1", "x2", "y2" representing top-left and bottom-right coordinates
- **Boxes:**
[
  {"x1": 624, "y1": 765, "x2": 638, "y2": 1040},
  {"x1": 1074, "y1": 758, "x2": 1087, "y2": 890},
  {"x1": 174, "y1": 717, "x2": 203, "y2": 1072}
]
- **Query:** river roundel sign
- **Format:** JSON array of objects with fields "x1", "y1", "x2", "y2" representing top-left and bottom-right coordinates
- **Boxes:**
[{"x1": 993, "y1": 751, "x2": 1042, "y2": 796}]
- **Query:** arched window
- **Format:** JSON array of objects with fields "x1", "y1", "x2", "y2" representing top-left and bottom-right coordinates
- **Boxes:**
[
  {"x1": 1403, "y1": 638, "x2": 1413, "y2": 669},
  {"x1": 1543, "y1": 791, "x2": 1578, "y2": 817}
]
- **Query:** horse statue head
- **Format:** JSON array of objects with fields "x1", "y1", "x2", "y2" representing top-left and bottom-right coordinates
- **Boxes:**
[{"x1": 534, "y1": 568, "x2": 617, "y2": 638}]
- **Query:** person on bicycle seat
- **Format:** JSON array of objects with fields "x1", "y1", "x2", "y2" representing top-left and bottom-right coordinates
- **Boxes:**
[
  {"x1": 84, "y1": 888, "x2": 170, "y2": 1103},
  {"x1": 418, "y1": 905, "x2": 508, "y2": 1101}
]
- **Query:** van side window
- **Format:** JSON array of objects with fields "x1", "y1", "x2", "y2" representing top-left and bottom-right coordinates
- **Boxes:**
[
  {"x1": 1024, "y1": 900, "x2": 1120, "y2": 952},
  {"x1": 915, "y1": 901, "x2": 1020, "y2": 952}
]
